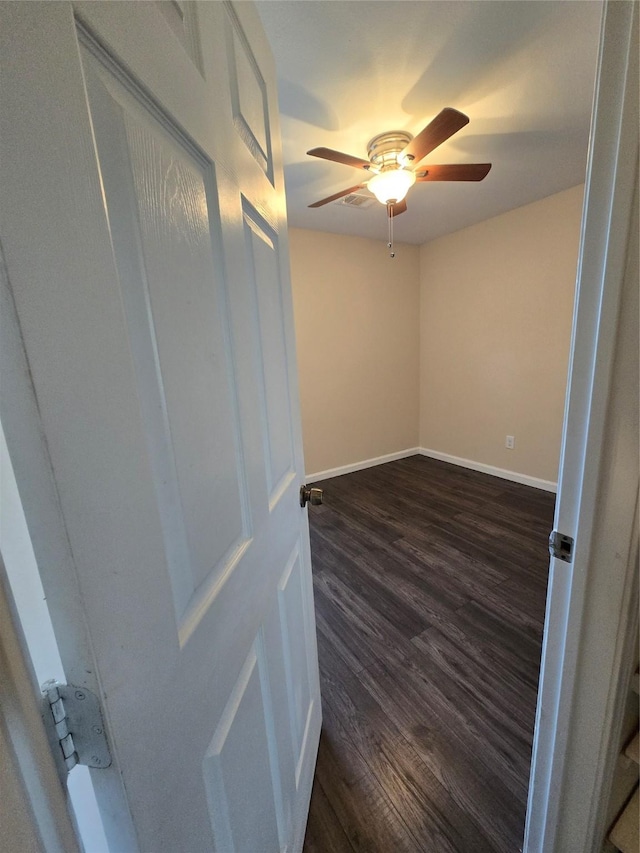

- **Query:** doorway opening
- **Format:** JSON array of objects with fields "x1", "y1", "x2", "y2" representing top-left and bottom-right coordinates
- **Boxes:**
[{"x1": 303, "y1": 454, "x2": 554, "y2": 850}]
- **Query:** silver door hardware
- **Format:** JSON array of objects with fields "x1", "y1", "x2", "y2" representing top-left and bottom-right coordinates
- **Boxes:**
[
  {"x1": 42, "y1": 681, "x2": 111, "y2": 773},
  {"x1": 549, "y1": 530, "x2": 574, "y2": 563},
  {"x1": 300, "y1": 485, "x2": 323, "y2": 507}
]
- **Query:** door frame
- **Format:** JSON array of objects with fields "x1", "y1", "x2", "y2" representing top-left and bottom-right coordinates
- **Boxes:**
[
  {"x1": 1, "y1": 216, "x2": 119, "y2": 849},
  {"x1": 524, "y1": 1, "x2": 638, "y2": 851},
  {"x1": 1, "y1": 1, "x2": 636, "y2": 851},
  {"x1": 0, "y1": 549, "x2": 81, "y2": 853}
]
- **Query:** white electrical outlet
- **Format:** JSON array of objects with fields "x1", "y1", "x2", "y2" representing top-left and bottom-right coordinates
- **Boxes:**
[{"x1": 506, "y1": 435, "x2": 515, "y2": 449}]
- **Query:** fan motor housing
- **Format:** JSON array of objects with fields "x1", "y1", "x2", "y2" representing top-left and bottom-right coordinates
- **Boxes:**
[{"x1": 367, "y1": 130, "x2": 413, "y2": 170}]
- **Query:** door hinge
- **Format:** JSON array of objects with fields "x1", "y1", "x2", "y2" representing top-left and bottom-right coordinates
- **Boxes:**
[
  {"x1": 549, "y1": 530, "x2": 574, "y2": 563},
  {"x1": 42, "y1": 681, "x2": 111, "y2": 773}
]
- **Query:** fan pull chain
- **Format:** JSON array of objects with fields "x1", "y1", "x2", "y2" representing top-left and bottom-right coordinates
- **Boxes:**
[{"x1": 387, "y1": 203, "x2": 395, "y2": 258}]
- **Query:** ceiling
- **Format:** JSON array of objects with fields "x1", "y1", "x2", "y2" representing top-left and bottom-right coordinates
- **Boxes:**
[{"x1": 256, "y1": 0, "x2": 603, "y2": 245}]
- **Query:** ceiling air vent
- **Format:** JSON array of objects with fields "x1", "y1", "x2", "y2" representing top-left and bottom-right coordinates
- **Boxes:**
[{"x1": 335, "y1": 193, "x2": 376, "y2": 210}]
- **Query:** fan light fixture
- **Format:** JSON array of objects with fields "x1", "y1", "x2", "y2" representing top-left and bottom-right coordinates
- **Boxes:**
[
  {"x1": 368, "y1": 168, "x2": 416, "y2": 204},
  {"x1": 305, "y1": 109, "x2": 492, "y2": 257}
]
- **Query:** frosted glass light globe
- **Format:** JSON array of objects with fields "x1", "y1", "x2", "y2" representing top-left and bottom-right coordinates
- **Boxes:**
[{"x1": 368, "y1": 168, "x2": 416, "y2": 204}]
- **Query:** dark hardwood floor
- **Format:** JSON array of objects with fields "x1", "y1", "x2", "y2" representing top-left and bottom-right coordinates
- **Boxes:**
[{"x1": 303, "y1": 454, "x2": 555, "y2": 853}]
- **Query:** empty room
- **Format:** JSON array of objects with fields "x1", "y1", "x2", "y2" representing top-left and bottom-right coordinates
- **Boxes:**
[{"x1": 1, "y1": 2, "x2": 637, "y2": 853}]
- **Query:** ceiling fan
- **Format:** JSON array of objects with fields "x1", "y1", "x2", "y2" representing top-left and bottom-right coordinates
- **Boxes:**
[{"x1": 307, "y1": 108, "x2": 491, "y2": 218}]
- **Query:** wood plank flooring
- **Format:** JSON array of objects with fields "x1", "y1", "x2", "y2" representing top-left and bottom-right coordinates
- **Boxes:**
[{"x1": 303, "y1": 455, "x2": 555, "y2": 853}]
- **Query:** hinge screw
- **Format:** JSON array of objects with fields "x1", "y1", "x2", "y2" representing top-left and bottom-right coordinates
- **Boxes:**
[{"x1": 75, "y1": 691, "x2": 86, "y2": 700}]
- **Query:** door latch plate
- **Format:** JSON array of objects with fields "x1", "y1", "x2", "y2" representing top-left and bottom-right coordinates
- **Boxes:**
[{"x1": 549, "y1": 530, "x2": 574, "y2": 563}]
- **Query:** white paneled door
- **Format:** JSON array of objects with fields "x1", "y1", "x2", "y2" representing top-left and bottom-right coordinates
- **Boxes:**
[{"x1": 0, "y1": 2, "x2": 321, "y2": 851}]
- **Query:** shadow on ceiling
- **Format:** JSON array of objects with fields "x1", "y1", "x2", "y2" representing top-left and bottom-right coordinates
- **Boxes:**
[
  {"x1": 277, "y1": 78, "x2": 341, "y2": 131},
  {"x1": 401, "y1": 2, "x2": 561, "y2": 118}
]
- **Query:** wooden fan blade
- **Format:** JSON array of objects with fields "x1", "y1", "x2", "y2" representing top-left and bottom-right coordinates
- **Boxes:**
[
  {"x1": 307, "y1": 147, "x2": 373, "y2": 171},
  {"x1": 415, "y1": 163, "x2": 492, "y2": 182},
  {"x1": 388, "y1": 199, "x2": 407, "y2": 216},
  {"x1": 401, "y1": 108, "x2": 469, "y2": 166},
  {"x1": 308, "y1": 185, "x2": 365, "y2": 207}
]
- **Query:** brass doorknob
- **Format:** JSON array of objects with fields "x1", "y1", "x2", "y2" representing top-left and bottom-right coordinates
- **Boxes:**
[{"x1": 300, "y1": 485, "x2": 323, "y2": 507}]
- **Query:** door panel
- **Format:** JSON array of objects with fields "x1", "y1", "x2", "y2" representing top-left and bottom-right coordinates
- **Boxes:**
[
  {"x1": 0, "y1": 2, "x2": 320, "y2": 851},
  {"x1": 242, "y1": 205, "x2": 296, "y2": 503},
  {"x1": 156, "y1": 0, "x2": 204, "y2": 73},
  {"x1": 277, "y1": 547, "x2": 316, "y2": 790},
  {"x1": 225, "y1": 3, "x2": 273, "y2": 180},
  {"x1": 82, "y1": 41, "x2": 252, "y2": 628},
  {"x1": 204, "y1": 639, "x2": 282, "y2": 852}
]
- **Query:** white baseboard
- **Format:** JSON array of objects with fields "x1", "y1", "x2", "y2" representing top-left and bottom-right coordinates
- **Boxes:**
[
  {"x1": 418, "y1": 447, "x2": 557, "y2": 493},
  {"x1": 306, "y1": 447, "x2": 421, "y2": 482},
  {"x1": 307, "y1": 446, "x2": 558, "y2": 492}
]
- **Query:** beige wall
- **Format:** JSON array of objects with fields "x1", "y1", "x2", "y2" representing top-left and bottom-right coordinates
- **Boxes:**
[
  {"x1": 419, "y1": 185, "x2": 584, "y2": 483},
  {"x1": 289, "y1": 229, "x2": 420, "y2": 476}
]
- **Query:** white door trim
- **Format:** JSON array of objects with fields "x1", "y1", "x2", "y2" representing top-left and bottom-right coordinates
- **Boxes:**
[
  {"x1": 524, "y1": 2, "x2": 639, "y2": 851},
  {"x1": 0, "y1": 550, "x2": 81, "y2": 853},
  {"x1": 1, "y1": 235, "x2": 120, "y2": 852}
]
